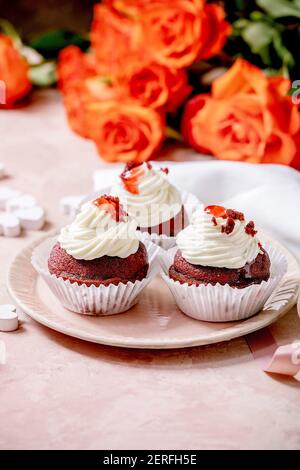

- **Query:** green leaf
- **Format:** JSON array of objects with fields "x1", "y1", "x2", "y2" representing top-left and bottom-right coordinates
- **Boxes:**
[
  {"x1": 29, "y1": 62, "x2": 57, "y2": 87},
  {"x1": 30, "y1": 29, "x2": 90, "y2": 58},
  {"x1": 241, "y1": 22, "x2": 275, "y2": 53},
  {"x1": 257, "y1": 0, "x2": 300, "y2": 18}
]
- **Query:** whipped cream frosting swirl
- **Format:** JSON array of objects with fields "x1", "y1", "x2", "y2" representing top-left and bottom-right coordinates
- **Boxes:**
[
  {"x1": 112, "y1": 163, "x2": 182, "y2": 228},
  {"x1": 176, "y1": 209, "x2": 262, "y2": 269},
  {"x1": 58, "y1": 200, "x2": 139, "y2": 260}
]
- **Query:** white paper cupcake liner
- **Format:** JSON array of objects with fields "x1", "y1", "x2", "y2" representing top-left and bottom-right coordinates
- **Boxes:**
[
  {"x1": 31, "y1": 234, "x2": 160, "y2": 316},
  {"x1": 141, "y1": 190, "x2": 201, "y2": 250},
  {"x1": 160, "y1": 243, "x2": 287, "y2": 322}
]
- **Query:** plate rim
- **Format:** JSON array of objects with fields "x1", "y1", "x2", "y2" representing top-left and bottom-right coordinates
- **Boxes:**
[{"x1": 7, "y1": 231, "x2": 300, "y2": 349}]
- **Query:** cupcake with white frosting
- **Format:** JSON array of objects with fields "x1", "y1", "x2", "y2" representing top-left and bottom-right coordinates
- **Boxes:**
[
  {"x1": 111, "y1": 162, "x2": 198, "y2": 248},
  {"x1": 49, "y1": 195, "x2": 148, "y2": 286},
  {"x1": 31, "y1": 195, "x2": 159, "y2": 315},
  {"x1": 170, "y1": 205, "x2": 270, "y2": 288},
  {"x1": 161, "y1": 205, "x2": 286, "y2": 322}
]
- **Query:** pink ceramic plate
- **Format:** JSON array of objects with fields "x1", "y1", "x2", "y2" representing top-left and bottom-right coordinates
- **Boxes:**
[{"x1": 7, "y1": 233, "x2": 300, "y2": 349}]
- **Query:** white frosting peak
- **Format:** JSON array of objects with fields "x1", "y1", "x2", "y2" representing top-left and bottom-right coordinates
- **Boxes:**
[
  {"x1": 112, "y1": 163, "x2": 182, "y2": 228},
  {"x1": 176, "y1": 207, "x2": 262, "y2": 269},
  {"x1": 58, "y1": 199, "x2": 139, "y2": 260}
]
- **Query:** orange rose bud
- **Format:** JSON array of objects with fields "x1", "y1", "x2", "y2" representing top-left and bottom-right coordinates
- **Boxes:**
[
  {"x1": 182, "y1": 59, "x2": 300, "y2": 169},
  {"x1": 86, "y1": 101, "x2": 165, "y2": 163},
  {"x1": 0, "y1": 34, "x2": 31, "y2": 108},
  {"x1": 197, "y1": 4, "x2": 231, "y2": 60}
]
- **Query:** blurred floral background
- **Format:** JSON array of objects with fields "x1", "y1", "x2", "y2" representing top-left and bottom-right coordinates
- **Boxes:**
[{"x1": 0, "y1": 0, "x2": 299, "y2": 168}]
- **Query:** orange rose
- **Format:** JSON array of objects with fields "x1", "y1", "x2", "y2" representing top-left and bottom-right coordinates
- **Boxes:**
[
  {"x1": 86, "y1": 101, "x2": 165, "y2": 162},
  {"x1": 91, "y1": 4, "x2": 143, "y2": 77},
  {"x1": 197, "y1": 4, "x2": 231, "y2": 60},
  {"x1": 107, "y1": 0, "x2": 203, "y2": 13},
  {"x1": 57, "y1": 46, "x2": 95, "y2": 92},
  {"x1": 0, "y1": 34, "x2": 31, "y2": 108},
  {"x1": 105, "y1": 0, "x2": 149, "y2": 15},
  {"x1": 61, "y1": 80, "x2": 118, "y2": 138},
  {"x1": 119, "y1": 62, "x2": 169, "y2": 109},
  {"x1": 58, "y1": 46, "x2": 118, "y2": 137},
  {"x1": 212, "y1": 58, "x2": 269, "y2": 100},
  {"x1": 118, "y1": 61, "x2": 191, "y2": 111},
  {"x1": 141, "y1": 0, "x2": 204, "y2": 68},
  {"x1": 182, "y1": 59, "x2": 300, "y2": 168}
]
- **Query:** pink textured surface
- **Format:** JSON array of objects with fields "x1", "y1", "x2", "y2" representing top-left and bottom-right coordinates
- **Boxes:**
[{"x1": 0, "y1": 90, "x2": 300, "y2": 450}]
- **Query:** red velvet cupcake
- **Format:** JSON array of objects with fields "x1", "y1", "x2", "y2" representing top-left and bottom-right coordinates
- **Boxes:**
[
  {"x1": 111, "y1": 162, "x2": 188, "y2": 237},
  {"x1": 169, "y1": 205, "x2": 270, "y2": 288},
  {"x1": 32, "y1": 195, "x2": 160, "y2": 315},
  {"x1": 48, "y1": 195, "x2": 148, "y2": 286},
  {"x1": 161, "y1": 205, "x2": 285, "y2": 322}
]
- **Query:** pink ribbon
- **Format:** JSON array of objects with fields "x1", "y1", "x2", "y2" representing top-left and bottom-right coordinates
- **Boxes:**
[{"x1": 246, "y1": 328, "x2": 300, "y2": 378}]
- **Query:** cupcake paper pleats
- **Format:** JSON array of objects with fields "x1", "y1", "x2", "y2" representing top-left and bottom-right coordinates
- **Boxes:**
[
  {"x1": 160, "y1": 243, "x2": 287, "y2": 322},
  {"x1": 31, "y1": 235, "x2": 161, "y2": 316}
]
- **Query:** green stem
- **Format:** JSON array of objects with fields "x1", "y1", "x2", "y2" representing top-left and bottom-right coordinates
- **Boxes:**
[
  {"x1": 166, "y1": 126, "x2": 183, "y2": 142},
  {"x1": 0, "y1": 19, "x2": 22, "y2": 48}
]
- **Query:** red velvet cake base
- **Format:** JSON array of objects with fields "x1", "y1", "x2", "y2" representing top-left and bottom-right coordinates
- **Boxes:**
[
  {"x1": 169, "y1": 249, "x2": 271, "y2": 288},
  {"x1": 48, "y1": 242, "x2": 149, "y2": 286},
  {"x1": 139, "y1": 206, "x2": 187, "y2": 236}
]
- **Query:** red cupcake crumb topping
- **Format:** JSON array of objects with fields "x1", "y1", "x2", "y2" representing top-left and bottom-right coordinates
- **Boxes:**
[
  {"x1": 93, "y1": 195, "x2": 127, "y2": 222},
  {"x1": 221, "y1": 218, "x2": 235, "y2": 234},
  {"x1": 205, "y1": 205, "x2": 227, "y2": 218},
  {"x1": 120, "y1": 161, "x2": 152, "y2": 194},
  {"x1": 205, "y1": 205, "x2": 245, "y2": 221},
  {"x1": 226, "y1": 209, "x2": 245, "y2": 221},
  {"x1": 245, "y1": 221, "x2": 257, "y2": 237},
  {"x1": 205, "y1": 205, "x2": 247, "y2": 235},
  {"x1": 221, "y1": 217, "x2": 235, "y2": 235},
  {"x1": 160, "y1": 167, "x2": 169, "y2": 174}
]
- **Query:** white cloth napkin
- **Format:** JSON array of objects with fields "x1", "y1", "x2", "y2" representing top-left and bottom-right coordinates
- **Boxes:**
[{"x1": 93, "y1": 159, "x2": 300, "y2": 260}]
